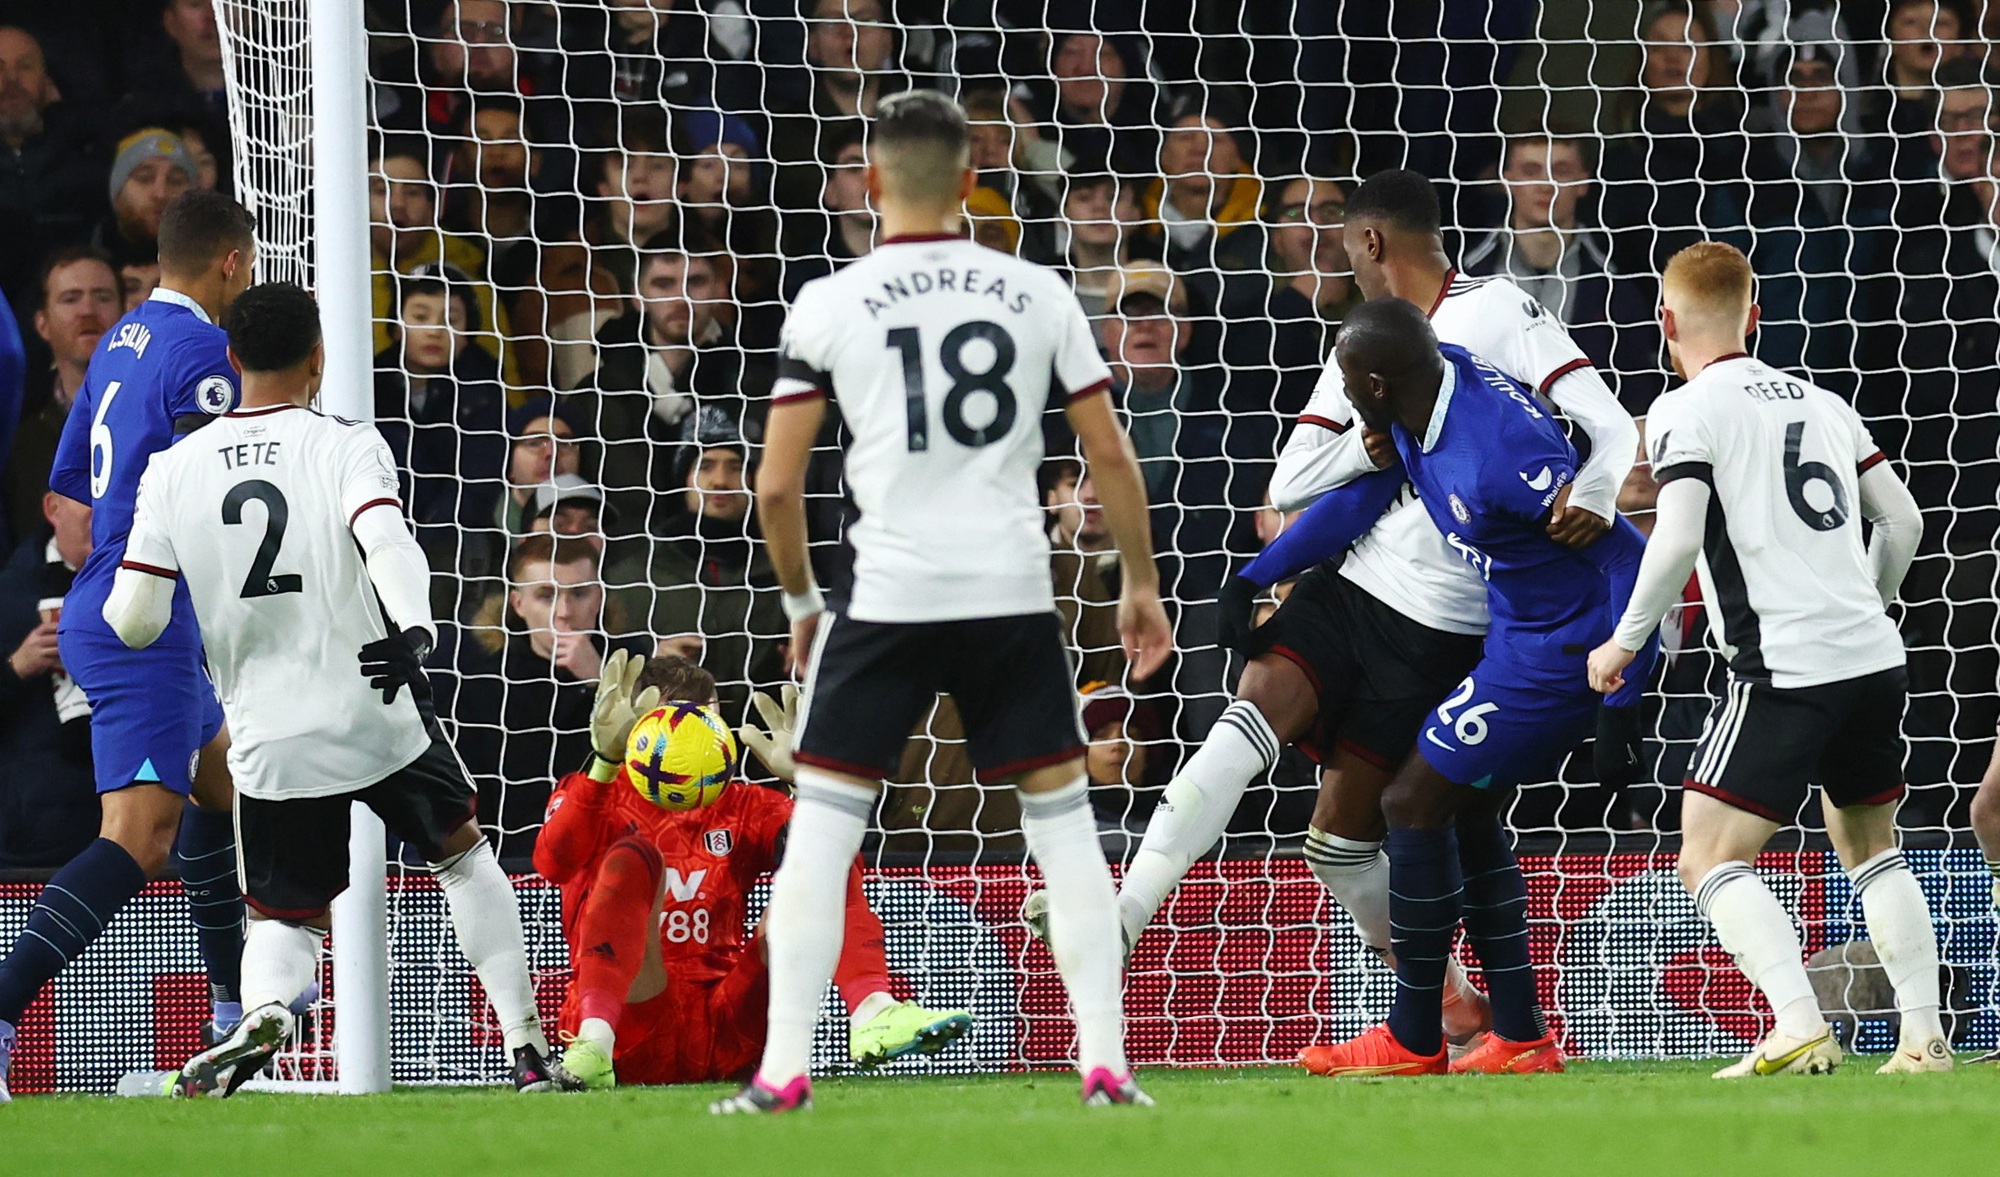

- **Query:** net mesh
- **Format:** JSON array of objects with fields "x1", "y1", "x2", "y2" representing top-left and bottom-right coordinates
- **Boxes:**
[{"x1": 199, "y1": 0, "x2": 2000, "y2": 1085}]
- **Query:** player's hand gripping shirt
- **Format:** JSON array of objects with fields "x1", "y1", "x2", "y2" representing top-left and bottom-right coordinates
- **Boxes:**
[
  {"x1": 1245, "y1": 344, "x2": 1649, "y2": 696},
  {"x1": 774, "y1": 234, "x2": 1114, "y2": 623},
  {"x1": 1644, "y1": 354, "x2": 1904, "y2": 688},
  {"x1": 50, "y1": 288, "x2": 239, "y2": 646},
  {"x1": 118, "y1": 404, "x2": 433, "y2": 799},
  {"x1": 1269, "y1": 272, "x2": 1637, "y2": 634}
]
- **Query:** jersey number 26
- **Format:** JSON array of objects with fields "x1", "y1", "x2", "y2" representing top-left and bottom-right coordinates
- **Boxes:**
[{"x1": 885, "y1": 321, "x2": 1017, "y2": 452}]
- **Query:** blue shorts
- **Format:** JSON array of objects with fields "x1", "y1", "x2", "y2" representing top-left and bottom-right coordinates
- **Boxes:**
[
  {"x1": 1416, "y1": 638, "x2": 1657, "y2": 790},
  {"x1": 59, "y1": 626, "x2": 225, "y2": 796}
]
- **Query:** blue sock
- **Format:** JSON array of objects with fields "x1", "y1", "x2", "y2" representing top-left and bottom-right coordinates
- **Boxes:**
[
  {"x1": 1385, "y1": 826, "x2": 1462, "y2": 1057},
  {"x1": 1456, "y1": 815, "x2": 1549, "y2": 1044},
  {"x1": 0, "y1": 839, "x2": 148, "y2": 1023},
  {"x1": 174, "y1": 805, "x2": 244, "y2": 1019}
]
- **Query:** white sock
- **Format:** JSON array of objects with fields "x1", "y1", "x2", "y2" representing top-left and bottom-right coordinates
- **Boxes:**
[
  {"x1": 1694, "y1": 862, "x2": 1824, "y2": 1040},
  {"x1": 240, "y1": 920, "x2": 323, "y2": 1013},
  {"x1": 759, "y1": 770, "x2": 876, "y2": 1085},
  {"x1": 1117, "y1": 700, "x2": 1278, "y2": 944},
  {"x1": 1022, "y1": 776, "x2": 1127, "y2": 1077},
  {"x1": 434, "y1": 839, "x2": 546, "y2": 1054},
  {"x1": 1304, "y1": 828, "x2": 1393, "y2": 961},
  {"x1": 849, "y1": 989, "x2": 899, "y2": 1030},
  {"x1": 1849, "y1": 848, "x2": 1946, "y2": 1044},
  {"x1": 577, "y1": 1016, "x2": 615, "y2": 1054}
]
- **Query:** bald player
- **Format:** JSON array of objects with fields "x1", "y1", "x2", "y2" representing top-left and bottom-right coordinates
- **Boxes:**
[{"x1": 1588, "y1": 242, "x2": 1943, "y2": 1077}]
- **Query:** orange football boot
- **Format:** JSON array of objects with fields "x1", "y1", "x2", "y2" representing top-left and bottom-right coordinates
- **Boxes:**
[
  {"x1": 1448, "y1": 1031, "x2": 1565, "y2": 1075},
  {"x1": 1297, "y1": 1024, "x2": 1448, "y2": 1077}
]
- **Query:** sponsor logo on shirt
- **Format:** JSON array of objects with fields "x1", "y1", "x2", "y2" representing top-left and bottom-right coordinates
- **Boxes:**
[
  {"x1": 663, "y1": 868, "x2": 707, "y2": 903},
  {"x1": 197, "y1": 375, "x2": 235, "y2": 414},
  {"x1": 1520, "y1": 466, "x2": 1553, "y2": 491}
]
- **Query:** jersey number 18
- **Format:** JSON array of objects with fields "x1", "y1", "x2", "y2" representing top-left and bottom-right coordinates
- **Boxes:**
[{"x1": 885, "y1": 321, "x2": 1018, "y2": 451}]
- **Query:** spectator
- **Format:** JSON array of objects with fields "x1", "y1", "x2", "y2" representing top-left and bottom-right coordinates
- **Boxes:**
[
  {"x1": 377, "y1": 0, "x2": 549, "y2": 142},
  {"x1": 778, "y1": 128, "x2": 872, "y2": 301},
  {"x1": 161, "y1": 112, "x2": 225, "y2": 193},
  {"x1": 0, "y1": 489, "x2": 96, "y2": 868},
  {"x1": 445, "y1": 97, "x2": 541, "y2": 304},
  {"x1": 676, "y1": 108, "x2": 781, "y2": 349},
  {"x1": 1058, "y1": 173, "x2": 1139, "y2": 318},
  {"x1": 0, "y1": 25, "x2": 108, "y2": 306},
  {"x1": 965, "y1": 184, "x2": 1022, "y2": 254},
  {"x1": 570, "y1": 241, "x2": 773, "y2": 532},
  {"x1": 118, "y1": 257, "x2": 161, "y2": 314},
  {"x1": 91, "y1": 128, "x2": 194, "y2": 270},
  {"x1": 1022, "y1": 32, "x2": 1161, "y2": 177},
  {"x1": 645, "y1": 405, "x2": 787, "y2": 724},
  {"x1": 1079, "y1": 683, "x2": 1164, "y2": 838},
  {"x1": 766, "y1": 0, "x2": 910, "y2": 213},
  {"x1": 373, "y1": 273, "x2": 509, "y2": 593},
  {"x1": 1461, "y1": 136, "x2": 1631, "y2": 390},
  {"x1": 1134, "y1": 108, "x2": 1267, "y2": 278},
  {"x1": 1598, "y1": 0, "x2": 1752, "y2": 277},
  {"x1": 1222, "y1": 175, "x2": 1356, "y2": 423},
  {"x1": 368, "y1": 141, "x2": 516, "y2": 384},
  {"x1": 559, "y1": 0, "x2": 762, "y2": 143},
  {"x1": 522, "y1": 472, "x2": 648, "y2": 632},
  {"x1": 3, "y1": 248, "x2": 116, "y2": 545},
  {"x1": 1043, "y1": 457, "x2": 1125, "y2": 689},
  {"x1": 1871, "y1": 0, "x2": 1973, "y2": 176},
  {"x1": 124, "y1": 0, "x2": 229, "y2": 123},
  {"x1": 453, "y1": 534, "x2": 646, "y2": 864},
  {"x1": 963, "y1": 84, "x2": 1065, "y2": 264},
  {"x1": 499, "y1": 397, "x2": 584, "y2": 536},
  {"x1": 583, "y1": 106, "x2": 677, "y2": 299}
]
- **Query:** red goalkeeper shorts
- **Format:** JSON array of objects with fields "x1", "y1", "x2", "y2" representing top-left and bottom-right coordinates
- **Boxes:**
[{"x1": 609, "y1": 943, "x2": 770, "y2": 1086}]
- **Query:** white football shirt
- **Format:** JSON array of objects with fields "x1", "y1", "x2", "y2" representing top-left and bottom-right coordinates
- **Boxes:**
[
  {"x1": 121, "y1": 404, "x2": 434, "y2": 799},
  {"x1": 776, "y1": 235, "x2": 1113, "y2": 623},
  {"x1": 1272, "y1": 271, "x2": 1633, "y2": 634},
  {"x1": 1645, "y1": 355, "x2": 1904, "y2": 688}
]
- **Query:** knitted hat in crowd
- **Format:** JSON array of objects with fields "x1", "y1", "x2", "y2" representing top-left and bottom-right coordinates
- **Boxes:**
[{"x1": 109, "y1": 128, "x2": 199, "y2": 202}]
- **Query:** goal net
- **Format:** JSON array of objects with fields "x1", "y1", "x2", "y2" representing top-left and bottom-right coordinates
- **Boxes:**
[{"x1": 181, "y1": 0, "x2": 2000, "y2": 1090}]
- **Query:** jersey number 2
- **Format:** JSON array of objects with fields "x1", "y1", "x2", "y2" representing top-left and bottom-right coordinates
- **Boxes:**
[
  {"x1": 222, "y1": 480, "x2": 304, "y2": 598},
  {"x1": 886, "y1": 321, "x2": 1018, "y2": 451}
]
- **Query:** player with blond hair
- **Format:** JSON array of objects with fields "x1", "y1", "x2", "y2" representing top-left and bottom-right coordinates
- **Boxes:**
[{"x1": 1588, "y1": 241, "x2": 1946, "y2": 1076}]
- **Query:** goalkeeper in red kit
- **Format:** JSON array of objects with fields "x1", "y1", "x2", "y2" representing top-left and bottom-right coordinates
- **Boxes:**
[{"x1": 536, "y1": 652, "x2": 971, "y2": 1088}]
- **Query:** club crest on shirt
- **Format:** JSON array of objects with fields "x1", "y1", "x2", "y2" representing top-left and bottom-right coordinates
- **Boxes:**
[
  {"x1": 1448, "y1": 494, "x2": 1470, "y2": 524},
  {"x1": 705, "y1": 829, "x2": 733, "y2": 857},
  {"x1": 197, "y1": 375, "x2": 235, "y2": 414}
]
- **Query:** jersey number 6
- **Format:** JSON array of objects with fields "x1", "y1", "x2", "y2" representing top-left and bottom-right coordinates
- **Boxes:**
[
  {"x1": 1783, "y1": 421, "x2": 1849, "y2": 532},
  {"x1": 222, "y1": 480, "x2": 304, "y2": 598},
  {"x1": 886, "y1": 321, "x2": 1018, "y2": 451}
]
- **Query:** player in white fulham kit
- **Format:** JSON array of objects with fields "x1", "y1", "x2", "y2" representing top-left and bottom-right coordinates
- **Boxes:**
[
  {"x1": 1587, "y1": 243, "x2": 1947, "y2": 1077},
  {"x1": 711, "y1": 92, "x2": 1172, "y2": 1114},
  {"x1": 103, "y1": 283, "x2": 580, "y2": 1095},
  {"x1": 1075, "y1": 169, "x2": 1639, "y2": 1062}
]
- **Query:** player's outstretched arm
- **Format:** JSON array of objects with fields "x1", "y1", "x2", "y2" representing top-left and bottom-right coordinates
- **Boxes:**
[
  {"x1": 1239, "y1": 464, "x2": 1404, "y2": 590},
  {"x1": 1066, "y1": 390, "x2": 1171, "y2": 680},
  {"x1": 352, "y1": 502, "x2": 438, "y2": 703},
  {"x1": 104, "y1": 465, "x2": 179, "y2": 649},
  {"x1": 1545, "y1": 366, "x2": 1640, "y2": 548},
  {"x1": 1589, "y1": 476, "x2": 1707, "y2": 694},
  {"x1": 757, "y1": 396, "x2": 829, "y2": 679},
  {"x1": 1858, "y1": 461, "x2": 1922, "y2": 608}
]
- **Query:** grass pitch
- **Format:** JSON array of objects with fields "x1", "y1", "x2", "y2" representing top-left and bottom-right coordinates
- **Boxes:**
[{"x1": 6, "y1": 1061, "x2": 1992, "y2": 1176}]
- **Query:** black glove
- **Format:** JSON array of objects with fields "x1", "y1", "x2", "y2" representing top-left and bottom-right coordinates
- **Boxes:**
[
  {"x1": 358, "y1": 626, "x2": 435, "y2": 704},
  {"x1": 1217, "y1": 575, "x2": 1260, "y2": 655},
  {"x1": 1593, "y1": 702, "x2": 1645, "y2": 794}
]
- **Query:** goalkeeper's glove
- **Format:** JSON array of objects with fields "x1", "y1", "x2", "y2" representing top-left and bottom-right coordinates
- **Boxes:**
[
  {"x1": 587, "y1": 648, "x2": 660, "y2": 782},
  {"x1": 738, "y1": 684, "x2": 800, "y2": 784},
  {"x1": 358, "y1": 626, "x2": 434, "y2": 705},
  {"x1": 1217, "y1": 574, "x2": 1259, "y2": 655}
]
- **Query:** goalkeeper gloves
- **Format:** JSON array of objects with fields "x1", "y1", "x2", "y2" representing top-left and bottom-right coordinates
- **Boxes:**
[
  {"x1": 738, "y1": 684, "x2": 800, "y2": 784},
  {"x1": 1217, "y1": 575, "x2": 1259, "y2": 655},
  {"x1": 587, "y1": 649, "x2": 660, "y2": 781},
  {"x1": 358, "y1": 626, "x2": 434, "y2": 705}
]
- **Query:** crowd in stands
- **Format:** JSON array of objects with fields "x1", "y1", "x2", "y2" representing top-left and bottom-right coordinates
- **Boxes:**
[{"x1": 5, "y1": 1, "x2": 2000, "y2": 868}]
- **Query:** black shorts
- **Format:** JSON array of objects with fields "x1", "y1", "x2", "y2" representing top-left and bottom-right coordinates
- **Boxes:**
[
  {"x1": 235, "y1": 728, "x2": 478, "y2": 920},
  {"x1": 1249, "y1": 566, "x2": 1486, "y2": 768},
  {"x1": 1683, "y1": 666, "x2": 1908, "y2": 822},
  {"x1": 795, "y1": 611, "x2": 1086, "y2": 780}
]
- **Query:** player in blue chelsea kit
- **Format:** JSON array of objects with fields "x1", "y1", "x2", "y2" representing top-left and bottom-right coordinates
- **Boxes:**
[
  {"x1": 0, "y1": 193, "x2": 258, "y2": 1101},
  {"x1": 1226, "y1": 297, "x2": 1657, "y2": 1074}
]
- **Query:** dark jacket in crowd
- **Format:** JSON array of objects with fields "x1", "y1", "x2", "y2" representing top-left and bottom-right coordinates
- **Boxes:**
[
  {"x1": 373, "y1": 345, "x2": 510, "y2": 580},
  {"x1": 0, "y1": 530, "x2": 96, "y2": 869},
  {"x1": 1599, "y1": 97, "x2": 1752, "y2": 277},
  {"x1": 0, "y1": 102, "x2": 108, "y2": 309}
]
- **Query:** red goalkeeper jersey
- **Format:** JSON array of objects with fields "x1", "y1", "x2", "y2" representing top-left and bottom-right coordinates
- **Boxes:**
[{"x1": 535, "y1": 768, "x2": 793, "y2": 985}]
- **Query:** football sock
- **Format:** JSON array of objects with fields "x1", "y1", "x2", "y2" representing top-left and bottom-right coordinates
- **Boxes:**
[
  {"x1": 760, "y1": 770, "x2": 876, "y2": 1085},
  {"x1": 0, "y1": 839, "x2": 147, "y2": 1024},
  {"x1": 1693, "y1": 862, "x2": 1824, "y2": 1040},
  {"x1": 1455, "y1": 815, "x2": 1548, "y2": 1043},
  {"x1": 174, "y1": 803, "x2": 244, "y2": 1022},
  {"x1": 834, "y1": 862, "x2": 894, "y2": 1019},
  {"x1": 1117, "y1": 700, "x2": 1278, "y2": 945},
  {"x1": 573, "y1": 837, "x2": 663, "y2": 1032},
  {"x1": 1304, "y1": 828, "x2": 1394, "y2": 962},
  {"x1": 1384, "y1": 827, "x2": 1462, "y2": 1057},
  {"x1": 240, "y1": 919, "x2": 323, "y2": 1013},
  {"x1": 1848, "y1": 848, "x2": 1946, "y2": 1043},
  {"x1": 1022, "y1": 776, "x2": 1128, "y2": 1077},
  {"x1": 434, "y1": 839, "x2": 547, "y2": 1054}
]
